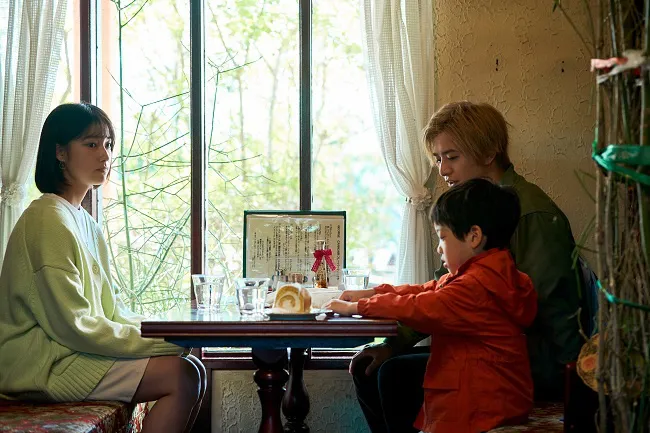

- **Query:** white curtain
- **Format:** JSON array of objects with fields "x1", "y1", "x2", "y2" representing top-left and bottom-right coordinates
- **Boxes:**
[
  {"x1": 0, "y1": 0, "x2": 67, "y2": 265},
  {"x1": 361, "y1": 0, "x2": 435, "y2": 284}
]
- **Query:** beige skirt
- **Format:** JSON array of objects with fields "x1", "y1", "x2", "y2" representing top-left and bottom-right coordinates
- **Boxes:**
[{"x1": 86, "y1": 357, "x2": 150, "y2": 403}]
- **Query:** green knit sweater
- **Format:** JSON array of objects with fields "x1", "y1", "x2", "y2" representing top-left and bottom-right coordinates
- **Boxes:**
[{"x1": 0, "y1": 195, "x2": 183, "y2": 402}]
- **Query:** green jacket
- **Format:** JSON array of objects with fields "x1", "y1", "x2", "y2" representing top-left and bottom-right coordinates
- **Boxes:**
[
  {"x1": 0, "y1": 195, "x2": 183, "y2": 402},
  {"x1": 385, "y1": 166, "x2": 583, "y2": 395}
]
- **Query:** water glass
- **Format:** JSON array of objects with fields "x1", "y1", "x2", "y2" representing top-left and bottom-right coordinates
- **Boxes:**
[
  {"x1": 191, "y1": 274, "x2": 226, "y2": 310},
  {"x1": 235, "y1": 278, "x2": 270, "y2": 315},
  {"x1": 342, "y1": 268, "x2": 370, "y2": 291}
]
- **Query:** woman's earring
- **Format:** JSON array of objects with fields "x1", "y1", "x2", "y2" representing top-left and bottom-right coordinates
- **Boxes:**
[{"x1": 58, "y1": 160, "x2": 66, "y2": 170}]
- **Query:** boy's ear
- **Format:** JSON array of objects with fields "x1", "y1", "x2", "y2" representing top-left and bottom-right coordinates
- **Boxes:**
[{"x1": 468, "y1": 225, "x2": 485, "y2": 249}]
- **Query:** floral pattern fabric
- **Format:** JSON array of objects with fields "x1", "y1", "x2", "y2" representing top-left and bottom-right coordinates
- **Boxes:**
[
  {"x1": 487, "y1": 402, "x2": 564, "y2": 433},
  {"x1": 0, "y1": 400, "x2": 147, "y2": 433}
]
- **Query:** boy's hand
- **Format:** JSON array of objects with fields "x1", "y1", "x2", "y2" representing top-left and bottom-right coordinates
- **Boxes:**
[
  {"x1": 339, "y1": 288, "x2": 375, "y2": 302},
  {"x1": 324, "y1": 299, "x2": 358, "y2": 316}
]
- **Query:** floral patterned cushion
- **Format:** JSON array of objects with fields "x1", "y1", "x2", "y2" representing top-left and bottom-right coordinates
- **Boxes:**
[
  {"x1": 0, "y1": 400, "x2": 147, "y2": 433},
  {"x1": 487, "y1": 402, "x2": 564, "y2": 433}
]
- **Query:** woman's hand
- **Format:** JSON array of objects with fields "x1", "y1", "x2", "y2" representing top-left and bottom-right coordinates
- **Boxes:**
[
  {"x1": 338, "y1": 288, "x2": 375, "y2": 302},
  {"x1": 324, "y1": 299, "x2": 358, "y2": 316}
]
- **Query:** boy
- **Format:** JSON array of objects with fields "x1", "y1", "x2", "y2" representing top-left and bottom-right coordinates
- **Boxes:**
[{"x1": 326, "y1": 178, "x2": 538, "y2": 433}]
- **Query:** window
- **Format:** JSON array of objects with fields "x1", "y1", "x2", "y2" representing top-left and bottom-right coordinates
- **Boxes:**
[
  {"x1": 311, "y1": 0, "x2": 400, "y2": 285},
  {"x1": 204, "y1": 0, "x2": 300, "y2": 293},
  {"x1": 90, "y1": 0, "x2": 399, "y2": 358},
  {"x1": 100, "y1": 0, "x2": 191, "y2": 314},
  {"x1": 25, "y1": 0, "x2": 81, "y2": 204}
]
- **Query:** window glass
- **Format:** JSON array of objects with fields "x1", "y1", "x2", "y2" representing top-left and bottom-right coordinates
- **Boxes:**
[
  {"x1": 204, "y1": 0, "x2": 300, "y2": 302},
  {"x1": 101, "y1": 0, "x2": 191, "y2": 315},
  {"x1": 311, "y1": 0, "x2": 400, "y2": 285}
]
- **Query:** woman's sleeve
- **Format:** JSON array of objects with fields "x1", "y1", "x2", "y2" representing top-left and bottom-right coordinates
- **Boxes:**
[
  {"x1": 26, "y1": 217, "x2": 182, "y2": 358},
  {"x1": 95, "y1": 223, "x2": 147, "y2": 328},
  {"x1": 110, "y1": 287, "x2": 147, "y2": 327},
  {"x1": 29, "y1": 266, "x2": 182, "y2": 357}
]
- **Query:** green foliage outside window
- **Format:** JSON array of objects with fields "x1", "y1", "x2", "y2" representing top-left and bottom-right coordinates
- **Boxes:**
[{"x1": 99, "y1": 0, "x2": 400, "y2": 316}]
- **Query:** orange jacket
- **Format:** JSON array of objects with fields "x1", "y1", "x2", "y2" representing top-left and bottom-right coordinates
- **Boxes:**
[{"x1": 357, "y1": 248, "x2": 537, "y2": 433}]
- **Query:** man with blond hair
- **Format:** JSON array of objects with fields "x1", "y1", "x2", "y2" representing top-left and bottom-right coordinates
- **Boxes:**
[{"x1": 350, "y1": 101, "x2": 585, "y2": 433}]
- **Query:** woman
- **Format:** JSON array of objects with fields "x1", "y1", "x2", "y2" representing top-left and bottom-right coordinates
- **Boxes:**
[
  {"x1": 350, "y1": 101, "x2": 584, "y2": 433},
  {"x1": 0, "y1": 103, "x2": 206, "y2": 433}
]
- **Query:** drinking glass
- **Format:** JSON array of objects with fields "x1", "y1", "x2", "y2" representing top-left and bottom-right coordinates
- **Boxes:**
[
  {"x1": 191, "y1": 274, "x2": 226, "y2": 310},
  {"x1": 342, "y1": 268, "x2": 370, "y2": 291},
  {"x1": 235, "y1": 278, "x2": 270, "y2": 315}
]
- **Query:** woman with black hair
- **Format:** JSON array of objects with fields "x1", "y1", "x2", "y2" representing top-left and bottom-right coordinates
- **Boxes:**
[{"x1": 0, "y1": 103, "x2": 206, "y2": 433}]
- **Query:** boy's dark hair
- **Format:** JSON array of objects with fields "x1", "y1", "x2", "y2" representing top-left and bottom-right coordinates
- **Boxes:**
[
  {"x1": 431, "y1": 178, "x2": 520, "y2": 250},
  {"x1": 35, "y1": 103, "x2": 115, "y2": 194}
]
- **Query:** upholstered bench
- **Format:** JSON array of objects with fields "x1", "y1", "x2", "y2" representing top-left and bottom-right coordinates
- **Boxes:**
[
  {"x1": 0, "y1": 399, "x2": 147, "y2": 433},
  {"x1": 486, "y1": 362, "x2": 601, "y2": 433},
  {"x1": 487, "y1": 402, "x2": 564, "y2": 432}
]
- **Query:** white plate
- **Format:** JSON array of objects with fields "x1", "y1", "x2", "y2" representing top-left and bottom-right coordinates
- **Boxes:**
[{"x1": 266, "y1": 309, "x2": 333, "y2": 321}]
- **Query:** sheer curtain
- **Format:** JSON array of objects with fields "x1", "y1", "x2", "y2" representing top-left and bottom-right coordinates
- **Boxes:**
[
  {"x1": 0, "y1": 0, "x2": 67, "y2": 265},
  {"x1": 361, "y1": 0, "x2": 435, "y2": 284}
]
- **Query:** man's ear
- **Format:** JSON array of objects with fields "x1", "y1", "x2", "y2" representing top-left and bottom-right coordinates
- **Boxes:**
[
  {"x1": 468, "y1": 225, "x2": 485, "y2": 249},
  {"x1": 483, "y1": 153, "x2": 496, "y2": 166}
]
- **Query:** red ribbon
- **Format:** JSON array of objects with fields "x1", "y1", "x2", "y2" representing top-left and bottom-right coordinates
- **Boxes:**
[{"x1": 311, "y1": 248, "x2": 337, "y2": 273}]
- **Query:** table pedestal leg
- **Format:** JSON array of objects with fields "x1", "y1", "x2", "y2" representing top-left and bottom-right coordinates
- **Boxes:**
[
  {"x1": 253, "y1": 351, "x2": 290, "y2": 433},
  {"x1": 282, "y1": 348, "x2": 310, "y2": 433}
]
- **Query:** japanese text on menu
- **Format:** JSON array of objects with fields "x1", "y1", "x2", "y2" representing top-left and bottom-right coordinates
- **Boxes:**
[{"x1": 247, "y1": 215, "x2": 344, "y2": 287}]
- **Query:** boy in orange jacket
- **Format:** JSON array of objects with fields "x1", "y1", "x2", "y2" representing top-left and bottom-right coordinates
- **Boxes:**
[{"x1": 326, "y1": 178, "x2": 538, "y2": 433}]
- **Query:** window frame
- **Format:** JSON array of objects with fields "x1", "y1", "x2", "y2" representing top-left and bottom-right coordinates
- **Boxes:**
[{"x1": 80, "y1": 0, "x2": 356, "y2": 366}]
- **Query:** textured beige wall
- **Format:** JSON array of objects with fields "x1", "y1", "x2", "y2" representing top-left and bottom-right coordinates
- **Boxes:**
[
  {"x1": 433, "y1": 0, "x2": 596, "y2": 251},
  {"x1": 212, "y1": 370, "x2": 369, "y2": 433}
]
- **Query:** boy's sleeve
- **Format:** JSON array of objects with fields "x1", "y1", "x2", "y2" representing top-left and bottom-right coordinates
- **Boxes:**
[
  {"x1": 378, "y1": 280, "x2": 438, "y2": 352},
  {"x1": 359, "y1": 279, "x2": 484, "y2": 335},
  {"x1": 374, "y1": 279, "x2": 437, "y2": 296}
]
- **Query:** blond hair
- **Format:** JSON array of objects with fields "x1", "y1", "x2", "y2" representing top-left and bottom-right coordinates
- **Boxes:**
[{"x1": 422, "y1": 101, "x2": 511, "y2": 170}]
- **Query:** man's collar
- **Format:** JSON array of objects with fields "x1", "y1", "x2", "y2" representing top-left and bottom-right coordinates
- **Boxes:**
[{"x1": 499, "y1": 164, "x2": 516, "y2": 186}]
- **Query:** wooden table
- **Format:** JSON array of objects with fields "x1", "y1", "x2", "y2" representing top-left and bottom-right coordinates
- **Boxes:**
[{"x1": 141, "y1": 308, "x2": 397, "y2": 433}]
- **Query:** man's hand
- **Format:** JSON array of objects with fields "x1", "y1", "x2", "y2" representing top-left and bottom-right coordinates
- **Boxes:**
[
  {"x1": 349, "y1": 343, "x2": 393, "y2": 375},
  {"x1": 324, "y1": 299, "x2": 358, "y2": 316},
  {"x1": 338, "y1": 288, "x2": 375, "y2": 302}
]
